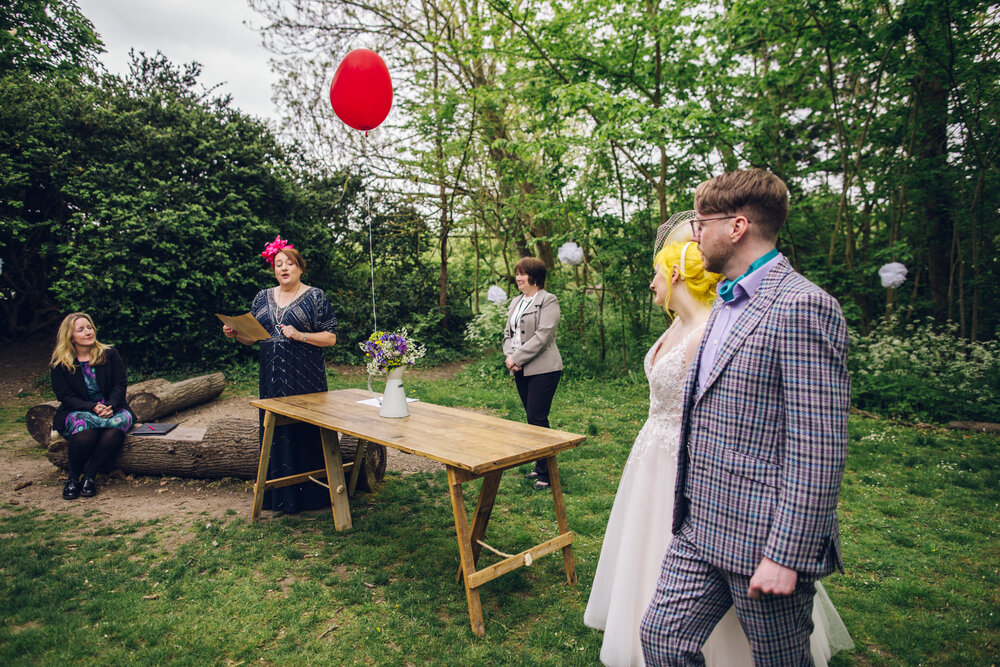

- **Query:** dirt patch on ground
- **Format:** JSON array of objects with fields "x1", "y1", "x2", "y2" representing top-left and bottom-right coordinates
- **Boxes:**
[
  {"x1": 1, "y1": 342, "x2": 464, "y2": 526},
  {"x1": 0, "y1": 339, "x2": 51, "y2": 400}
]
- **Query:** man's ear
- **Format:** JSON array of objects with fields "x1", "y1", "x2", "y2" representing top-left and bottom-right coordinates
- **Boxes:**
[{"x1": 730, "y1": 214, "x2": 751, "y2": 243}]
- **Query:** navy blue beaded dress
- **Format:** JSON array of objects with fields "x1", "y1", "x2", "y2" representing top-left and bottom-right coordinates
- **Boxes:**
[{"x1": 251, "y1": 286, "x2": 339, "y2": 513}]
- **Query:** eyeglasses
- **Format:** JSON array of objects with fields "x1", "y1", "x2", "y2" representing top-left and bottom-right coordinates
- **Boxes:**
[{"x1": 689, "y1": 215, "x2": 739, "y2": 239}]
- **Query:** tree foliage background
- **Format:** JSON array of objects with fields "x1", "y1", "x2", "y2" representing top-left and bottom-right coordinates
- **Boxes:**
[
  {"x1": 0, "y1": 0, "x2": 452, "y2": 370},
  {"x1": 2, "y1": 0, "x2": 998, "y2": 414},
  {"x1": 251, "y1": 0, "x2": 1000, "y2": 349}
]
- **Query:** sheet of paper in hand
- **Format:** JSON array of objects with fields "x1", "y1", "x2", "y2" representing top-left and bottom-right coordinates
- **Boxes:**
[{"x1": 215, "y1": 313, "x2": 271, "y2": 342}]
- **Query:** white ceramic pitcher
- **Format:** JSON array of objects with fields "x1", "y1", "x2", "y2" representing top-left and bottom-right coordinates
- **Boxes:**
[{"x1": 367, "y1": 366, "x2": 409, "y2": 418}]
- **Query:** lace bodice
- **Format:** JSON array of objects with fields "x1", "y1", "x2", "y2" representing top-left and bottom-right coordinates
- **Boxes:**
[{"x1": 628, "y1": 326, "x2": 696, "y2": 460}]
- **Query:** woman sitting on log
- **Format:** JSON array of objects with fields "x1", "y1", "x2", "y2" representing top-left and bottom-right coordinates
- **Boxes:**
[{"x1": 50, "y1": 312, "x2": 135, "y2": 500}]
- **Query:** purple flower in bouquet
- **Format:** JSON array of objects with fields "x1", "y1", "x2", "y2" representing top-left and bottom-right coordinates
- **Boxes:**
[{"x1": 359, "y1": 328, "x2": 426, "y2": 375}]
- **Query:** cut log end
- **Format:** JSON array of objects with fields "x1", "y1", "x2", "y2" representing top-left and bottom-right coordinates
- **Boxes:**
[
  {"x1": 338, "y1": 435, "x2": 387, "y2": 493},
  {"x1": 26, "y1": 401, "x2": 58, "y2": 447}
]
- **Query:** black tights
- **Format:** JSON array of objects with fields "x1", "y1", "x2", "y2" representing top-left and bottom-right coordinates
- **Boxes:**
[{"x1": 66, "y1": 428, "x2": 124, "y2": 480}]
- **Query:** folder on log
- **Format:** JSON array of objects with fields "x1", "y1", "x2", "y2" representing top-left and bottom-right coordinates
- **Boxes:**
[
  {"x1": 132, "y1": 423, "x2": 178, "y2": 436},
  {"x1": 215, "y1": 313, "x2": 271, "y2": 342}
]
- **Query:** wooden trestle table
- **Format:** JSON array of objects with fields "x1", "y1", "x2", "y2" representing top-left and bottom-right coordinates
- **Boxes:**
[{"x1": 249, "y1": 388, "x2": 586, "y2": 636}]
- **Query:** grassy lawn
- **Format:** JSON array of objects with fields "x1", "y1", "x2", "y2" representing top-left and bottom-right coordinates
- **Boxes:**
[{"x1": 1, "y1": 366, "x2": 997, "y2": 664}]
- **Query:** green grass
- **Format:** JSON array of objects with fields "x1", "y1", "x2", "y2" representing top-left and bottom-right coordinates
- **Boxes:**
[{"x1": 1, "y1": 365, "x2": 997, "y2": 664}]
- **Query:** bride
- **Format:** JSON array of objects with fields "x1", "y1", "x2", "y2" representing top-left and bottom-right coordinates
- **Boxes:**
[{"x1": 583, "y1": 213, "x2": 853, "y2": 666}]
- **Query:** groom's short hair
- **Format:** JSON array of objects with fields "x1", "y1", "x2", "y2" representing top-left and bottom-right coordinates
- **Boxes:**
[{"x1": 695, "y1": 169, "x2": 789, "y2": 241}]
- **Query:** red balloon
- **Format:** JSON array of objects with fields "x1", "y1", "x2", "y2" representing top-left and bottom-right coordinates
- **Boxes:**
[{"x1": 329, "y1": 49, "x2": 393, "y2": 132}]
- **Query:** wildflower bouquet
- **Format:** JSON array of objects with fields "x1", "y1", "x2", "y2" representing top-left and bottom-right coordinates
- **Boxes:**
[{"x1": 359, "y1": 329, "x2": 426, "y2": 375}]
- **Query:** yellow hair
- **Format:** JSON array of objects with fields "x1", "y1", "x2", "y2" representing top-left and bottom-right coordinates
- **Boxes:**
[
  {"x1": 653, "y1": 242, "x2": 722, "y2": 313},
  {"x1": 50, "y1": 312, "x2": 109, "y2": 372}
]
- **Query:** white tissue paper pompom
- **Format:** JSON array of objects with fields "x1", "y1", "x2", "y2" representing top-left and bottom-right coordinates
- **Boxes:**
[
  {"x1": 558, "y1": 241, "x2": 584, "y2": 265},
  {"x1": 487, "y1": 285, "x2": 507, "y2": 303},
  {"x1": 878, "y1": 262, "x2": 908, "y2": 289}
]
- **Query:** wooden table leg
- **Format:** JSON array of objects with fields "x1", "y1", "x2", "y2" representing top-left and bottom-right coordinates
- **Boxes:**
[
  {"x1": 546, "y1": 455, "x2": 577, "y2": 585},
  {"x1": 347, "y1": 436, "x2": 368, "y2": 497},
  {"x1": 251, "y1": 411, "x2": 276, "y2": 522},
  {"x1": 447, "y1": 466, "x2": 486, "y2": 637},
  {"x1": 319, "y1": 428, "x2": 353, "y2": 531},
  {"x1": 456, "y1": 470, "x2": 502, "y2": 583}
]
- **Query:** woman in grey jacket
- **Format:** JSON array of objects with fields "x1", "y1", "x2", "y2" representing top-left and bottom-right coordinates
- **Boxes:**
[{"x1": 502, "y1": 257, "x2": 563, "y2": 489}]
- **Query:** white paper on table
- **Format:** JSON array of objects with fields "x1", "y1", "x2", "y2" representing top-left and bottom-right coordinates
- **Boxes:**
[{"x1": 356, "y1": 397, "x2": 420, "y2": 407}]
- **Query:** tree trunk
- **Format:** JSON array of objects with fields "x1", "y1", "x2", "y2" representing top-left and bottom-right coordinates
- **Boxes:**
[
  {"x1": 24, "y1": 377, "x2": 209, "y2": 447},
  {"x1": 912, "y1": 67, "x2": 952, "y2": 319},
  {"x1": 45, "y1": 418, "x2": 387, "y2": 489}
]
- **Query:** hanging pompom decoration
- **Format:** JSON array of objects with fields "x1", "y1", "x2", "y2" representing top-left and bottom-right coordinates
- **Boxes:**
[
  {"x1": 878, "y1": 262, "x2": 908, "y2": 289},
  {"x1": 329, "y1": 49, "x2": 393, "y2": 132},
  {"x1": 557, "y1": 241, "x2": 584, "y2": 265},
  {"x1": 487, "y1": 286, "x2": 508, "y2": 303}
]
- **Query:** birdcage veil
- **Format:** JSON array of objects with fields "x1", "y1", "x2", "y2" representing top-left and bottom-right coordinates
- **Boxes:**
[{"x1": 654, "y1": 210, "x2": 696, "y2": 260}]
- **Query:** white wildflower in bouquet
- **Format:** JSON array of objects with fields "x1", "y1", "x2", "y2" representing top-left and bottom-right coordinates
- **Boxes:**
[{"x1": 359, "y1": 329, "x2": 426, "y2": 375}]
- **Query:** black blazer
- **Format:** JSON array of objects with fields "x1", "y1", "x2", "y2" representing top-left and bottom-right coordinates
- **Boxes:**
[{"x1": 51, "y1": 347, "x2": 135, "y2": 433}]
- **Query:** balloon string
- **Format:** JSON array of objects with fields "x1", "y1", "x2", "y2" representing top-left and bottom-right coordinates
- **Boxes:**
[
  {"x1": 368, "y1": 190, "x2": 377, "y2": 333},
  {"x1": 363, "y1": 132, "x2": 377, "y2": 333}
]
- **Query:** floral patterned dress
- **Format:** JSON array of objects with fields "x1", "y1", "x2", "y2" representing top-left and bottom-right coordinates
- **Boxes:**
[{"x1": 61, "y1": 361, "x2": 134, "y2": 436}]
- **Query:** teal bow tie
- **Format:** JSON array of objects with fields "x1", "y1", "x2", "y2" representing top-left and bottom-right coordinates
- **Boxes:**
[{"x1": 717, "y1": 248, "x2": 779, "y2": 303}]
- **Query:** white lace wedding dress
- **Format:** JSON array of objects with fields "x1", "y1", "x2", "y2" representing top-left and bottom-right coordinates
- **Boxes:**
[{"x1": 584, "y1": 325, "x2": 854, "y2": 666}]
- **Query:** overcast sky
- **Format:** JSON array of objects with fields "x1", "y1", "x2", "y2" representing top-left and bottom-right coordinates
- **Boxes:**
[{"x1": 78, "y1": 0, "x2": 282, "y2": 123}]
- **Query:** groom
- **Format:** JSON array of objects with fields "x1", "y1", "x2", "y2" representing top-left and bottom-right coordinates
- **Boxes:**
[{"x1": 640, "y1": 169, "x2": 850, "y2": 665}]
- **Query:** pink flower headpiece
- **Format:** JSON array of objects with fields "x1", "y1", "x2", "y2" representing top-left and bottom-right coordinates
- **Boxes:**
[{"x1": 261, "y1": 235, "x2": 294, "y2": 265}]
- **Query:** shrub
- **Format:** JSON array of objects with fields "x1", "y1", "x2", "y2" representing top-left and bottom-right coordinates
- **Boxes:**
[
  {"x1": 464, "y1": 301, "x2": 508, "y2": 349},
  {"x1": 849, "y1": 316, "x2": 1000, "y2": 423}
]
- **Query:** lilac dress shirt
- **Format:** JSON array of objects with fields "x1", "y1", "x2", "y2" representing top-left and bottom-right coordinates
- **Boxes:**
[{"x1": 697, "y1": 252, "x2": 784, "y2": 392}]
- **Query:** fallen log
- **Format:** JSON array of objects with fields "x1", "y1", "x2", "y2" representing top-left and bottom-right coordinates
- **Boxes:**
[
  {"x1": 128, "y1": 373, "x2": 225, "y2": 421},
  {"x1": 946, "y1": 421, "x2": 1000, "y2": 434},
  {"x1": 25, "y1": 375, "x2": 224, "y2": 447},
  {"x1": 45, "y1": 418, "x2": 387, "y2": 490}
]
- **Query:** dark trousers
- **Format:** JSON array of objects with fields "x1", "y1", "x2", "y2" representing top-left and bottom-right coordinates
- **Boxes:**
[
  {"x1": 513, "y1": 369, "x2": 562, "y2": 481},
  {"x1": 66, "y1": 428, "x2": 125, "y2": 480}
]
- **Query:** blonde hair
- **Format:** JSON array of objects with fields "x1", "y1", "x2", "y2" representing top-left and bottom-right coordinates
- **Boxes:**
[
  {"x1": 654, "y1": 241, "x2": 722, "y2": 313},
  {"x1": 50, "y1": 312, "x2": 110, "y2": 372}
]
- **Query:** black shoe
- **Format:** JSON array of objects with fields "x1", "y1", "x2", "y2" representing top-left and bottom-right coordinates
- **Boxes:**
[
  {"x1": 525, "y1": 470, "x2": 539, "y2": 479},
  {"x1": 79, "y1": 476, "x2": 97, "y2": 497},
  {"x1": 63, "y1": 478, "x2": 80, "y2": 500},
  {"x1": 533, "y1": 479, "x2": 550, "y2": 490}
]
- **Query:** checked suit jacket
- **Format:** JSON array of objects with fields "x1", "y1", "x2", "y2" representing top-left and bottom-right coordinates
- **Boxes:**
[{"x1": 672, "y1": 257, "x2": 850, "y2": 579}]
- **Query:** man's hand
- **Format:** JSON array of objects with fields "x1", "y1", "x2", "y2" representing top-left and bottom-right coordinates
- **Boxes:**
[{"x1": 748, "y1": 557, "x2": 798, "y2": 600}]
